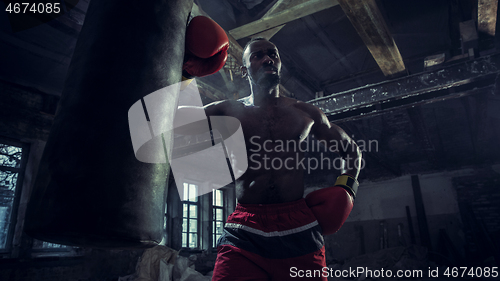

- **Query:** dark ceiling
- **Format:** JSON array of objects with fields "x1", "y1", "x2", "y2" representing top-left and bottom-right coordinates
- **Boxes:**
[
  {"x1": 0, "y1": 0, "x2": 499, "y2": 182},
  {"x1": 195, "y1": 0, "x2": 489, "y2": 102},
  {"x1": 0, "y1": 0, "x2": 490, "y2": 100}
]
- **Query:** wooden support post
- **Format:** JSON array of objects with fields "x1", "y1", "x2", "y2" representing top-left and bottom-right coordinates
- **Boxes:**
[
  {"x1": 406, "y1": 206, "x2": 416, "y2": 244},
  {"x1": 411, "y1": 175, "x2": 432, "y2": 250}
]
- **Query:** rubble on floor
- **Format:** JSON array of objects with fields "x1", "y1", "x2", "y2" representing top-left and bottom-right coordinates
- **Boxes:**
[
  {"x1": 327, "y1": 245, "x2": 428, "y2": 281},
  {"x1": 118, "y1": 246, "x2": 212, "y2": 281}
]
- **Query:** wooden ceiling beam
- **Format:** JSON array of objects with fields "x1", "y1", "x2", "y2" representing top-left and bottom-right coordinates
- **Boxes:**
[
  {"x1": 251, "y1": 0, "x2": 312, "y2": 40},
  {"x1": 309, "y1": 52, "x2": 500, "y2": 122},
  {"x1": 477, "y1": 0, "x2": 498, "y2": 36},
  {"x1": 337, "y1": 0, "x2": 405, "y2": 76},
  {"x1": 229, "y1": 0, "x2": 339, "y2": 40}
]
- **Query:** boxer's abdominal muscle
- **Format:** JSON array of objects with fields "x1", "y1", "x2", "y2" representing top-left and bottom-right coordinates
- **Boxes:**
[{"x1": 219, "y1": 98, "x2": 315, "y2": 204}]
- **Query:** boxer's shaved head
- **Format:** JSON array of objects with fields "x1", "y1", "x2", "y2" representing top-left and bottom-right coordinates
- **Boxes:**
[
  {"x1": 242, "y1": 37, "x2": 268, "y2": 67},
  {"x1": 241, "y1": 38, "x2": 281, "y2": 91}
]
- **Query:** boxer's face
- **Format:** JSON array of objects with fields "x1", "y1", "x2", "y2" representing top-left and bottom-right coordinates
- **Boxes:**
[{"x1": 242, "y1": 39, "x2": 281, "y2": 89}]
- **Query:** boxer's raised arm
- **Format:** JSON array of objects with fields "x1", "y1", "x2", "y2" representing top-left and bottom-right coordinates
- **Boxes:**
[{"x1": 173, "y1": 100, "x2": 230, "y2": 135}]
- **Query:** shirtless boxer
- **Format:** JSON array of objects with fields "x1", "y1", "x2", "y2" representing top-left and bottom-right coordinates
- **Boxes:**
[{"x1": 200, "y1": 37, "x2": 362, "y2": 281}]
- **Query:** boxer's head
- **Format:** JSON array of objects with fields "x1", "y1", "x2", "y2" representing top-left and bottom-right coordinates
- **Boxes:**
[{"x1": 241, "y1": 38, "x2": 281, "y2": 90}]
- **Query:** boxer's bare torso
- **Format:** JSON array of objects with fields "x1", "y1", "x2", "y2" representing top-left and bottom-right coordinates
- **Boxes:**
[
  {"x1": 178, "y1": 38, "x2": 359, "y2": 204},
  {"x1": 198, "y1": 38, "x2": 361, "y2": 204},
  {"x1": 205, "y1": 96, "x2": 328, "y2": 204}
]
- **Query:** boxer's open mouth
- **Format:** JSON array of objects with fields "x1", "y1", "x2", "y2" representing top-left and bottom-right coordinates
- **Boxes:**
[{"x1": 263, "y1": 66, "x2": 278, "y2": 74}]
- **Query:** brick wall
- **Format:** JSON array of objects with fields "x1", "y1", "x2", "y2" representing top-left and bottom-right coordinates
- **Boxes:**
[
  {"x1": 453, "y1": 167, "x2": 500, "y2": 264},
  {"x1": 0, "y1": 79, "x2": 57, "y2": 142}
]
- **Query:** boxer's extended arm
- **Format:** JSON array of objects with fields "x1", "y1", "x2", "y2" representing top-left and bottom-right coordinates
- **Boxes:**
[
  {"x1": 313, "y1": 121, "x2": 362, "y2": 179},
  {"x1": 173, "y1": 101, "x2": 229, "y2": 135},
  {"x1": 297, "y1": 102, "x2": 362, "y2": 235},
  {"x1": 302, "y1": 103, "x2": 362, "y2": 178}
]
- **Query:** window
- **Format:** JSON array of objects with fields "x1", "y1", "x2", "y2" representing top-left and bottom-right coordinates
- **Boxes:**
[
  {"x1": 0, "y1": 138, "x2": 77, "y2": 258},
  {"x1": 0, "y1": 142, "x2": 24, "y2": 251},
  {"x1": 213, "y1": 189, "x2": 224, "y2": 248},
  {"x1": 182, "y1": 183, "x2": 199, "y2": 248},
  {"x1": 171, "y1": 182, "x2": 235, "y2": 251}
]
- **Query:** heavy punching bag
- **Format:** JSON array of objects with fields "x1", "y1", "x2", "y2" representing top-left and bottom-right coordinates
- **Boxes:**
[{"x1": 24, "y1": 0, "x2": 194, "y2": 248}]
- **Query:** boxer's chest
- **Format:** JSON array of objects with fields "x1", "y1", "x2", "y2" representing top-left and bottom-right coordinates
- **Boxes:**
[{"x1": 231, "y1": 105, "x2": 314, "y2": 150}]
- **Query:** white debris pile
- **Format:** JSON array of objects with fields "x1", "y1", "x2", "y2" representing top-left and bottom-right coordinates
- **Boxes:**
[{"x1": 119, "y1": 245, "x2": 212, "y2": 281}]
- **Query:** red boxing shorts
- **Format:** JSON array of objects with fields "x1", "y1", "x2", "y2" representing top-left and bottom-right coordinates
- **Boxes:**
[{"x1": 212, "y1": 198, "x2": 327, "y2": 281}]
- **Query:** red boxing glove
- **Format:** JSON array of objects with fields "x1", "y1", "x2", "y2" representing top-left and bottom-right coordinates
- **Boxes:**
[
  {"x1": 305, "y1": 175, "x2": 358, "y2": 235},
  {"x1": 306, "y1": 186, "x2": 353, "y2": 235},
  {"x1": 183, "y1": 16, "x2": 229, "y2": 78}
]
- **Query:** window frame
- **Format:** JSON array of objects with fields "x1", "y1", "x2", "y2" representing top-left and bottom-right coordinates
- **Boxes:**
[
  {"x1": 181, "y1": 182, "x2": 201, "y2": 249},
  {"x1": 0, "y1": 137, "x2": 82, "y2": 259},
  {"x1": 0, "y1": 137, "x2": 29, "y2": 255},
  {"x1": 212, "y1": 188, "x2": 225, "y2": 249},
  {"x1": 164, "y1": 177, "x2": 237, "y2": 251}
]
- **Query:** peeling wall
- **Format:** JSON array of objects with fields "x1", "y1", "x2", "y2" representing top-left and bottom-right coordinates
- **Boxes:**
[{"x1": 318, "y1": 169, "x2": 487, "y2": 263}]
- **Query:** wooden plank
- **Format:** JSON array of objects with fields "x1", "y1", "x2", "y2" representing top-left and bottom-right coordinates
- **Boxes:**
[
  {"x1": 478, "y1": 0, "x2": 498, "y2": 36},
  {"x1": 252, "y1": 0, "x2": 312, "y2": 40},
  {"x1": 251, "y1": 25, "x2": 285, "y2": 40},
  {"x1": 337, "y1": 0, "x2": 405, "y2": 76},
  {"x1": 265, "y1": 0, "x2": 291, "y2": 15},
  {"x1": 460, "y1": 20, "x2": 479, "y2": 51},
  {"x1": 229, "y1": 0, "x2": 339, "y2": 40}
]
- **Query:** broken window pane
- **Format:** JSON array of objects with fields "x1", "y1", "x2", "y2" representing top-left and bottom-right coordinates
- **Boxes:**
[{"x1": 0, "y1": 143, "x2": 21, "y2": 250}]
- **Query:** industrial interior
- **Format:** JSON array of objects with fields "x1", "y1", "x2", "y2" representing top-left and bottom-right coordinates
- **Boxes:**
[{"x1": 0, "y1": 0, "x2": 499, "y2": 280}]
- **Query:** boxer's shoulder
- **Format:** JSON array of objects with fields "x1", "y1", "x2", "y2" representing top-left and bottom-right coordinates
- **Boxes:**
[
  {"x1": 288, "y1": 98, "x2": 328, "y2": 124},
  {"x1": 204, "y1": 99, "x2": 246, "y2": 116}
]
